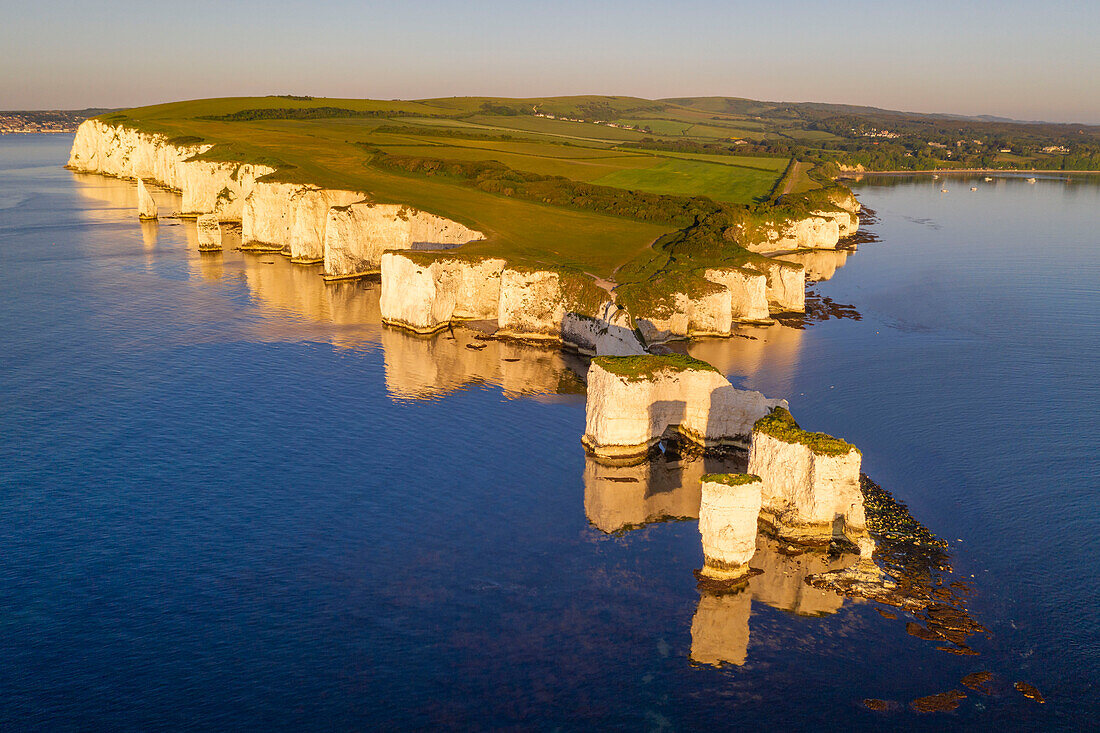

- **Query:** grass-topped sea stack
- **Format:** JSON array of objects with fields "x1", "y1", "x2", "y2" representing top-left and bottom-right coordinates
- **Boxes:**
[
  {"x1": 582, "y1": 354, "x2": 786, "y2": 459},
  {"x1": 748, "y1": 407, "x2": 871, "y2": 553},
  {"x1": 697, "y1": 473, "x2": 764, "y2": 582}
]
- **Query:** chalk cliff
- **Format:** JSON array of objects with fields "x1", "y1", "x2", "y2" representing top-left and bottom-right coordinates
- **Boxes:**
[
  {"x1": 324, "y1": 202, "x2": 483, "y2": 279},
  {"x1": 703, "y1": 267, "x2": 771, "y2": 323},
  {"x1": 747, "y1": 258, "x2": 806, "y2": 313},
  {"x1": 741, "y1": 215, "x2": 841, "y2": 254},
  {"x1": 69, "y1": 120, "x2": 832, "y2": 349},
  {"x1": 68, "y1": 120, "x2": 278, "y2": 221},
  {"x1": 698, "y1": 474, "x2": 763, "y2": 581},
  {"x1": 136, "y1": 178, "x2": 157, "y2": 220},
  {"x1": 499, "y1": 268, "x2": 644, "y2": 354},
  {"x1": 747, "y1": 407, "x2": 869, "y2": 552},
  {"x1": 582, "y1": 355, "x2": 787, "y2": 459},
  {"x1": 178, "y1": 160, "x2": 276, "y2": 220},
  {"x1": 379, "y1": 253, "x2": 506, "y2": 333},
  {"x1": 68, "y1": 120, "x2": 207, "y2": 189}
]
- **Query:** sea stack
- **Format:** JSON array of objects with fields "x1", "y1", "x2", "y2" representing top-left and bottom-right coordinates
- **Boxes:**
[
  {"x1": 697, "y1": 474, "x2": 763, "y2": 581},
  {"x1": 582, "y1": 354, "x2": 787, "y2": 459},
  {"x1": 747, "y1": 407, "x2": 870, "y2": 553},
  {"x1": 137, "y1": 178, "x2": 157, "y2": 220},
  {"x1": 196, "y1": 214, "x2": 222, "y2": 251}
]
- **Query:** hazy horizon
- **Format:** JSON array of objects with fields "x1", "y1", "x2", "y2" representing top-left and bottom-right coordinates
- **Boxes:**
[{"x1": 3, "y1": 0, "x2": 1098, "y2": 124}]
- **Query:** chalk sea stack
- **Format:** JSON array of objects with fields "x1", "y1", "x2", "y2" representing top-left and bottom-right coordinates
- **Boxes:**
[{"x1": 136, "y1": 178, "x2": 157, "y2": 220}]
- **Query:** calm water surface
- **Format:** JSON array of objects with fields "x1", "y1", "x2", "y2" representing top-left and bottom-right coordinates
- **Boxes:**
[{"x1": 1, "y1": 135, "x2": 1097, "y2": 730}]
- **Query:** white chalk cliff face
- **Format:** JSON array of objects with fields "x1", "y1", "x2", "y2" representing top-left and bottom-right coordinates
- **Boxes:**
[
  {"x1": 703, "y1": 267, "x2": 771, "y2": 322},
  {"x1": 749, "y1": 258, "x2": 806, "y2": 313},
  {"x1": 324, "y1": 203, "x2": 483, "y2": 279},
  {"x1": 698, "y1": 476, "x2": 763, "y2": 581},
  {"x1": 379, "y1": 254, "x2": 645, "y2": 354},
  {"x1": 136, "y1": 179, "x2": 157, "y2": 220},
  {"x1": 743, "y1": 215, "x2": 841, "y2": 254},
  {"x1": 68, "y1": 120, "x2": 207, "y2": 188},
  {"x1": 812, "y1": 209, "x2": 859, "y2": 238},
  {"x1": 629, "y1": 283, "x2": 733, "y2": 345},
  {"x1": 582, "y1": 356, "x2": 787, "y2": 459},
  {"x1": 379, "y1": 253, "x2": 506, "y2": 333},
  {"x1": 747, "y1": 410, "x2": 869, "y2": 553},
  {"x1": 68, "y1": 120, "x2": 277, "y2": 221},
  {"x1": 178, "y1": 160, "x2": 275, "y2": 220}
]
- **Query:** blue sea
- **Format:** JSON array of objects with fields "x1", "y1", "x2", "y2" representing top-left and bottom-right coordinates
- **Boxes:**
[{"x1": 1, "y1": 135, "x2": 1097, "y2": 730}]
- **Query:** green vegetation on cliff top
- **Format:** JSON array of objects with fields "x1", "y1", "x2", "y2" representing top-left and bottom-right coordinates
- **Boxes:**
[
  {"x1": 95, "y1": 96, "x2": 846, "y2": 279},
  {"x1": 701, "y1": 473, "x2": 762, "y2": 486},
  {"x1": 753, "y1": 407, "x2": 857, "y2": 457},
  {"x1": 592, "y1": 354, "x2": 720, "y2": 380}
]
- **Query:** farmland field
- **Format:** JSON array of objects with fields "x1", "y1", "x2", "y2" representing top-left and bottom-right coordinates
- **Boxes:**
[{"x1": 96, "y1": 96, "x2": 806, "y2": 275}]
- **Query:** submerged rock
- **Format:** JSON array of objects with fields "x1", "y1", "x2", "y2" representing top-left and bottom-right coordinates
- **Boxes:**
[
  {"x1": 910, "y1": 689, "x2": 966, "y2": 713},
  {"x1": 1014, "y1": 681, "x2": 1045, "y2": 704}
]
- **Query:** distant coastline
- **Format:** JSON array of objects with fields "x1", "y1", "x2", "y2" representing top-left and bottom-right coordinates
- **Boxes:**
[{"x1": 840, "y1": 169, "x2": 1100, "y2": 177}]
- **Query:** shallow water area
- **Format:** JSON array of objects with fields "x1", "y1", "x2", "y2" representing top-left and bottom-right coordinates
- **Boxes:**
[{"x1": 1, "y1": 136, "x2": 1097, "y2": 729}]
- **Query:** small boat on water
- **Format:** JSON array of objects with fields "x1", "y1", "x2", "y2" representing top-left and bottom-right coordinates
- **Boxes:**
[
  {"x1": 941, "y1": 188, "x2": 948, "y2": 193},
  {"x1": 984, "y1": 176, "x2": 993, "y2": 182},
  {"x1": 971, "y1": 186, "x2": 978, "y2": 191},
  {"x1": 1027, "y1": 177, "x2": 1037, "y2": 184},
  {"x1": 932, "y1": 174, "x2": 939, "y2": 180}
]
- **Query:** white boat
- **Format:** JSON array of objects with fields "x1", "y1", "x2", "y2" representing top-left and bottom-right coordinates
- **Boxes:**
[
  {"x1": 984, "y1": 176, "x2": 993, "y2": 182},
  {"x1": 941, "y1": 188, "x2": 949, "y2": 193},
  {"x1": 971, "y1": 186, "x2": 978, "y2": 191},
  {"x1": 1027, "y1": 177, "x2": 1037, "y2": 184}
]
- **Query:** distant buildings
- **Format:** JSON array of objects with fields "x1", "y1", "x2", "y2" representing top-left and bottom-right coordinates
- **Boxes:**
[
  {"x1": 855, "y1": 127, "x2": 901, "y2": 139},
  {"x1": 0, "y1": 112, "x2": 88, "y2": 134}
]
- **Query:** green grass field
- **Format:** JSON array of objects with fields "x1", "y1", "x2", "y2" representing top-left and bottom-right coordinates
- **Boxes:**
[
  {"x1": 98, "y1": 95, "x2": 827, "y2": 278},
  {"x1": 593, "y1": 158, "x2": 784, "y2": 203}
]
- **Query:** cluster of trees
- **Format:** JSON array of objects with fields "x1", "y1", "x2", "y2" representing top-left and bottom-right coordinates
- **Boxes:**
[
  {"x1": 802, "y1": 113, "x2": 1100, "y2": 170},
  {"x1": 200, "y1": 107, "x2": 418, "y2": 122}
]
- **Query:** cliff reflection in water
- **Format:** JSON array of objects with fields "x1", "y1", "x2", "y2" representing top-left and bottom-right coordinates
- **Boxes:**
[
  {"x1": 689, "y1": 535, "x2": 858, "y2": 668},
  {"x1": 775, "y1": 248, "x2": 850, "y2": 283},
  {"x1": 584, "y1": 446, "x2": 860, "y2": 668},
  {"x1": 73, "y1": 172, "x2": 586, "y2": 402}
]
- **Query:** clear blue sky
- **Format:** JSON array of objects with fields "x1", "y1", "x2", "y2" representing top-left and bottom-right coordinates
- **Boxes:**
[{"x1": 3, "y1": 0, "x2": 1098, "y2": 122}]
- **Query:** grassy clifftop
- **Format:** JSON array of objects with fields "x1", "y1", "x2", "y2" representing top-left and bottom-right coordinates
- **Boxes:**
[{"x1": 94, "y1": 95, "x2": 847, "y2": 282}]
